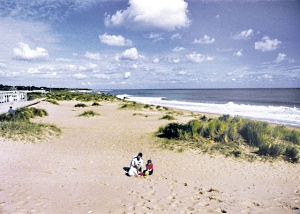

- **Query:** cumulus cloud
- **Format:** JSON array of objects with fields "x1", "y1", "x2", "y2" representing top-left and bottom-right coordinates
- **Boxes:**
[
  {"x1": 119, "y1": 47, "x2": 139, "y2": 60},
  {"x1": 232, "y1": 29, "x2": 254, "y2": 40},
  {"x1": 104, "y1": 0, "x2": 190, "y2": 31},
  {"x1": 234, "y1": 49, "x2": 243, "y2": 57},
  {"x1": 172, "y1": 46, "x2": 186, "y2": 52},
  {"x1": 275, "y1": 53, "x2": 286, "y2": 63},
  {"x1": 187, "y1": 52, "x2": 214, "y2": 63},
  {"x1": 193, "y1": 35, "x2": 215, "y2": 44},
  {"x1": 153, "y1": 57, "x2": 160, "y2": 63},
  {"x1": 99, "y1": 33, "x2": 133, "y2": 46},
  {"x1": 85, "y1": 52, "x2": 101, "y2": 60},
  {"x1": 124, "y1": 72, "x2": 131, "y2": 79},
  {"x1": 178, "y1": 70, "x2": 187, "y2": 75},
  {"x1": 13, "y1": 42, "x2": 49, "y2": 60},
  {"x1": 255, "y1": 36, "x2": 281, "y2": 52}
]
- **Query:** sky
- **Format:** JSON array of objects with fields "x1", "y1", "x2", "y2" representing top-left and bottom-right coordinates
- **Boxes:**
[{"x1": 0, "y1": 0, "x2": 299, "y2": 89}]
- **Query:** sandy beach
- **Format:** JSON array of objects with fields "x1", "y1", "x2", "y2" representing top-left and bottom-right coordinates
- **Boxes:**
[{"x1": 0, "y1": 100, "x2": 299, "y2": 214}]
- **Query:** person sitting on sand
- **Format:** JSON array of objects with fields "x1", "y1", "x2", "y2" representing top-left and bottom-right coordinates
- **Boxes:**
[
  {"x1": 128, "y1": 152, "x2": 143, "y2": 177},
  {"x1": 144, "y1": 159, "x2": 154, "y2": 176},
  {"x1": 8, "y1": 106, "x2": 15, "y2": 116}
]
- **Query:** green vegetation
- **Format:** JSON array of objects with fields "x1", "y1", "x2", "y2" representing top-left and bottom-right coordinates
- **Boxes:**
[
  {"x1": 27, "y1": 92, "x2": 46, "y2": 101},
  {"x1": 74, "y1": 103, "x2": 88, "y2": 108},
  {"x1": 133, "y1": 113, "x2": 149, "y2": 117},
  {"x1": 46, "y1": 90, "x2": 118, "y2": 102},
  {"x1": 160, "y1": 114, "x2": 176, "y2": 120},
  {"x1": 92, "y1": 102, "x2": 101, "y2": 106},
  {"x1": 46, "y1": 99, "x2": 59, "y2": 105},
  {"x1": 78, "y1": 110, "x2": 100, "y2": 117},
  {"x1": 119, "y1": 102, "x2": 144, "y2": 110},
  {"x1": 0, "y1": 107, "x2": 61, "y2": 142},
  {"x1": 157, "y1": 115, "x2": 300, "y2": 163}
]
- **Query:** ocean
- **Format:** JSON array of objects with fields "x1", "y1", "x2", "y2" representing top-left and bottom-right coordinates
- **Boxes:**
[{"x1": 102, "y1": 88, "x2": 300, "y2": 128}]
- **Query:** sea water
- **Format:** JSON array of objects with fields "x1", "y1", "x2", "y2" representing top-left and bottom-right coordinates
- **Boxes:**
[{"x1": 103, "y1": 89, "x2": 300, "y2": 128}]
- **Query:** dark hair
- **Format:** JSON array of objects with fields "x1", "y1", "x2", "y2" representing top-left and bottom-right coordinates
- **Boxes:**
[
  {"x1": 147, "y1": 159, "x2": 152, "y2": 163},
  {"x1": 138, "y1": 152, "x2": 143, "y2": 157}
]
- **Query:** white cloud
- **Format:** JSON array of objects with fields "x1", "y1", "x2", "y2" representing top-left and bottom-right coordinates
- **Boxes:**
[
  {"x1": 124, "y1": 72, "x2": 131, "y2": 79},
  {"x1": 0, "y1": 63, "x2": 7, "y2": 68},
  {"x1": 172, "y1": 46, "x2": 185, "y2": 52},
  {"x1": 193, "y1": 35, "x2": 215, "y2": 44},
  {"x1": 120, "y1": 47, "x2": 139, "y2": 60},
  {"x1": 93, "y1": 73, "x2": 110, "y2": 79},
  {"x1": 187, "y1": 52, "x2": 214, "y2": 63},
  {"x1": 148, "y1": 33, "x2": 164, "y2": 42},
  {"x1": 275, "y1": 53, "x2": 286, "y2": 63},
  {"x1": 85, "y1": 52, "x2": 101, "y2": 60},
  {"x1": 104, "y1": 0, "x2": 190, "y2": 31},
  {"x1": 178, "y1": 70, "x2": 187, "y2": 75},
  {"x1": 27, "y1": 68, "x2": 39, "y2": 74},
  {"x1": 74, "y1": 73, "x2": 87, "y2": 79},
  {"x1": 13, "y1": 42, "x2": 49, "y2": 60},
  {"x1": 0, "y1": 0, "x2": 99, "y2": 22},
  {"x1": 99, "y1": 33, "x2": 133, "y2": 46},
  {"x1": 232, "y1": 29, "x2": 254, "y2": 40},
  {"x1": 173, "y1": 58, "x2": 180, "y2": 63},
  {"x1": 234, "y1": 49, "x2": 243, "y2": 57},
  {"x1": 153, "y1": 57, "x2": 160, "y2": 63},
  {"x1": 255, "y1": 36, "x2": 281, "y2": 52},
  {"x1": 78, "y1": 63, "x2": 98, "y2": 71},
  {"x1": 171, "y1": 33, "x2": 181, "y2": 40}
]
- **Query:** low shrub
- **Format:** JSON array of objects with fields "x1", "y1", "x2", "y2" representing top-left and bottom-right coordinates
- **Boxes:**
[
  {"x1": 92, "y1": 102, "x2": 101, "y2": 106},
  {"x1": 74, "y1": 103, "x2": 87, "y2": 108},
  {"x1": 285, "y1": 146, "x2": 299, "y2": 163}
]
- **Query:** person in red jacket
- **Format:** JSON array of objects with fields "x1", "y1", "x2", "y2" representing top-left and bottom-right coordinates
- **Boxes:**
[{"x1": 144, "y1": 159, "x2": 154, "y2": 176}]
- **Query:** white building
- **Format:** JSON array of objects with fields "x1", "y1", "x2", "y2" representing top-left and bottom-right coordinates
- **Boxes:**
[{"x1": 0, "y1": 91, "x2": 27, "y2": 104}]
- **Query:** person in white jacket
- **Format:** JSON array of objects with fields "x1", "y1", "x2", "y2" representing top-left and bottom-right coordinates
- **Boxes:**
[{"x1": 128, "y1": 153, "x2": 143, "y2": 177}]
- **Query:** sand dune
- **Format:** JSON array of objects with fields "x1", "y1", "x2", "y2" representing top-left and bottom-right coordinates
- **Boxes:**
[{"x1": 0, "y1": 100, "x2": 299, "y2": 213}]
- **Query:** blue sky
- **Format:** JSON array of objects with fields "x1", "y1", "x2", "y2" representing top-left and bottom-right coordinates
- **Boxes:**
[{"x1": 0, "y1": 0, "x2": 299, "y2": 89}]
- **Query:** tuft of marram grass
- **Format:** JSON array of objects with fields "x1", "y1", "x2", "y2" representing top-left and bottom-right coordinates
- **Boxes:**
[
  {"x1": 46, "y1": 99, "x2": 59, "y2": 105},
  {"x1": 78, "y1": 110, "x2": 100, "y2": 117},
  {"x1": 0, "y1": 107, "x2": 61, "y2": 142},
  {"x1": 156, "y1": 114, "x2": 300, "y2": 163}
]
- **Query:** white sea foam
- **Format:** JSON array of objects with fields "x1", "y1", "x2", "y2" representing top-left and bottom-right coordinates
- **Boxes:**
[{"x1": 126, "y1": 96, "x2": 300, "y2": 127}]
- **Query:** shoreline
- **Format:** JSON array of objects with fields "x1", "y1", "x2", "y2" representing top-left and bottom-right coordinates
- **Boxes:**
[{"x1": 0, "y1": 100, "x2": 299, "y2": 213}]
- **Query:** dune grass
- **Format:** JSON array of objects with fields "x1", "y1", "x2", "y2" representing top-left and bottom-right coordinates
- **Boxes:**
[
  {"x1": 157, "y1": 114, "x2": 300, "y2": 163},
  {"x1": 78, "y1": 110, "x2": 100, "y2": 117},
  {"x1": 46, "y1": 99, "x2": 59, "y2": 105},
  {"x1": 160, "y1": 114, "x2": 176, "y2": 120},
  {"x1": 0, "y1": 107, "x2": 61, "y2": 142},
  {"x1": 46, "y1": 90, "x2": 118, "y2": 102},
  {"x1": 119, "y1": 102, "x2": 144, "y2": 110}
]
